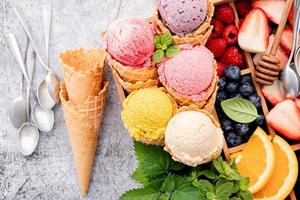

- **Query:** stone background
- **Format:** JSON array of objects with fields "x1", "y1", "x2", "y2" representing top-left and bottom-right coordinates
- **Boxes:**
[{"x1": 0, "y1": 0, "x2": 154, "y2": 199}]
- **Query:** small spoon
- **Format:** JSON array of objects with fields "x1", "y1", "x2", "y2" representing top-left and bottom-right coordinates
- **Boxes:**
[
  {"x1": 12, "y1": 3, "x2": 60, "y2": 109},
  {"x1": 6, "y1": 34, "x2": 28, "y2": 128},
  {"x1": 31, "y1": 102, "x2": 54, "y2": 132},
  {"x1": 18, "y1": 51, "x2": 39, "y2": 156}
]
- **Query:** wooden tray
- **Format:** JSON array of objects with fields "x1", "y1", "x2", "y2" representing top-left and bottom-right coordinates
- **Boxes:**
[{"x1": 110, "y1": 0, "x2": 298, "y2": 199}]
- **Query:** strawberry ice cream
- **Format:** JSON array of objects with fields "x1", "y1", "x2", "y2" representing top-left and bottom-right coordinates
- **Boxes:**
[
  {"x1": 158, "y1": 45, "x2": 215, "y2": 101},
  {"x1": 104, "y1": 18, "x2": 155, "y2": 68}
]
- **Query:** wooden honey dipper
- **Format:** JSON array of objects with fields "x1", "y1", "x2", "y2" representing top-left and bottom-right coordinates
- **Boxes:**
[{"x1": 255, "y1": 0, "x2": 293, "y2": 86}]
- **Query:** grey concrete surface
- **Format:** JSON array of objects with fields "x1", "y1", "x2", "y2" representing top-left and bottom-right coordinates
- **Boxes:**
[{"x1": 0, "y1": 0, "x2": 155, "y2": 199}]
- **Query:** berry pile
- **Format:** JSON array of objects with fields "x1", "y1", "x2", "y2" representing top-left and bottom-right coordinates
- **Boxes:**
[
  {"x1": 206, "y1": 4, "x2": 244, "y2": 77},
  {"x1": 215, "y1": 66, "x2": 266, "y2": 147}
]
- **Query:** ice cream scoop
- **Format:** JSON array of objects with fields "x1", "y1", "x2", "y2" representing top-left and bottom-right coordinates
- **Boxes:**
[
  {"x1": 158, "y1": 45, "x2": 215, "y2": 102},
  {"x1": 164, "y1": 110, "x2": 224, "y2": 167},
  {"x1": 104, "y1": 18, "x2": 156, "y2": 68},
  {"x1": 156, "y1": 0, "x2": 208, "y2": 36},
  {"x1": 121, "y1": 88, "x2": 177, "y2": 145}
]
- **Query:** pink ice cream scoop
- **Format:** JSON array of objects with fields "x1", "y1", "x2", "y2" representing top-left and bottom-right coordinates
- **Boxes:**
[
  {"x1": 104, "y1": 18, "x2": 155, "y2": 68},
  {"x1": 158, "y1": 45, "x2": 214, "y2": 101},
  {"x1": 156, "y1": 0, "x2": 208, "y2": 36}
]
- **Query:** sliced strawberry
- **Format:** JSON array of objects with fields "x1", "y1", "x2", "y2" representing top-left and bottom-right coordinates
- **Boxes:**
[
  {"x1": 252, "y1": 0, "x2": 286, "y2": 24},
  {"x1": 262, "y1": 79, "x2": 286, "y2": 105},
  {"x1": 295, "y1": 98, "x2": 300, "y2": 110},
  {"x1": 267, "y1": 99, "x2": 300, "y2": 140},
  {"x1": 280, "y1": 27, "x2": 293, "y2": 55},
  {"x1": 276, "y1": 46, "x2": 288, "y2": 69},
  {"x1": 238, "y1": 8, "x2": 270, "y2": 53},
  {"x1": 253, "y1": 34, "x2": 275, "y2": 65},
  {"x1": 288, "y1": 4, "x2": 293, "y2": 26}
]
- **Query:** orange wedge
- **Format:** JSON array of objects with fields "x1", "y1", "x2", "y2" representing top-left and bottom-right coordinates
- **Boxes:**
[
  {"x1": 254, "y1": 135, "x2": 298, "y2": 200},
  {"x1": 230, "y1": 127, "x2": 275, "y2": 193}
]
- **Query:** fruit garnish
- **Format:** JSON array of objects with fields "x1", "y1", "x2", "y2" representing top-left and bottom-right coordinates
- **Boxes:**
[
  {"x1": 221, "y1": 46, "x2": 244, "y2": 66},
  {"x1": 276, "y1": 46, "x2": 289, "y2": 69},
  {"x1": 210, "y1": 19, "x2": 224, "y2": 39},
  {"x1": 223, "y1": 24, "x2": 239, "y2": 45},
  {"x1": 266, "y1": 99, "x2": 300, "y2": 140},
  {"x1": 254, "y1": 135, "x2": 298, "y2": 200},
  {"x1": 252, "y1": 0, "x2": 286, "y2": 25},
  {"x1": 235, "y1": 0, "x2": 252, "y2": 17},
  {"x1": 217, "y1": 62, "x2": 226, "y2": 77},
  {"x1": 296, "y1": 98, "x2": 300, "y2": 109},
  {"x1": 238, "y1": 8, "x2": 269, "y2": 53},
  {"x1": 230, "y1": 127, "x2": 275, "y2": 193},
  {"x1": 215, "y1": 4, "x2": 235, "y2": 24},
  {"x1": 221, "y1": 98, "x2": 259, "y2": 123},
  {"x1": 280, "y1": 27, "x2": 300, "y2": 56},
  {"x1": 153, "y1": 32, "x2": 180, "y2": 64},
  {"x1": 262, "y1": 79, "x2": 286, "y2": 106},
  {"x1": 206, "y1": 38, "x2": 227, "y2": 58}
]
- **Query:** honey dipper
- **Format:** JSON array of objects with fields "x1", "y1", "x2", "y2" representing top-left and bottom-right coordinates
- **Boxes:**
[{"x1": 255, "y1": 0, "x2": 293, "y2": 86}]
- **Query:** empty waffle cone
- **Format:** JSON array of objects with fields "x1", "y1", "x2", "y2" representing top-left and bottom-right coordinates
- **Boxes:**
[
  {"x1": 155, "y1": 0, "x2": 214, "y2": 46},
  {"x1": 107, "y1": 54, "x2": 158, "y2": 83},
  {"x1": 60, "y1": 49, "x2": 106, "y2": 105},
  {"x1": 60, "y1": 81, "x2": 109, "y2": 195}
]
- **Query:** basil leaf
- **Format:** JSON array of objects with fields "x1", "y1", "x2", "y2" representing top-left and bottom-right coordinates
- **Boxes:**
[
  {"x1": 153, "y1": 49, "x2": 165, "y2": 64},
  {"x1": 160, "y1": 32, "x2": 172, "y2": 46},
  {"x1": 221, "y1": 98, "x2": 258, "y2": 123},
  {"x1": 166, "y1": 45, "x2": 180, "y2": 57}
]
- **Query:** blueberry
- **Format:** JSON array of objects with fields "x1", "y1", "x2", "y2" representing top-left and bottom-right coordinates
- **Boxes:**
[
  {"x1": 217, "y1": 91, "x2": 227, "y2": 102},
  {"x1": 222, "y1": 119, "x2": 233, "y2": 132},
  {"x1": 224, "y1": 65, "x2": 241, "y2": 81},
  {"x1": 229, "y1": 93, "x2": 243, "y2": 98},
  {"x1": 226, "y1": 82, "x2": 239, "y2": 94},
  {"x1": 248, "y1": 94, "x2": 261, "y2": 108},
  {"x1": 239, "y1": 84, "x2": 254, "y2": 96},
  {"x1": 239, "y1": 75, "x2": 252, "y2": 85},
  {"x1": 226, "y1": 132, "x2": 243, "y2": 147},
  {"x1": 218, "y1": 78, "x2": 226, "y2": 91},
  {"x1": 235, "y1": 123, "x2": 250, "y2": 136},
  {"x1": 256, "y1": 114, "x2": 265, "y2": 125}
]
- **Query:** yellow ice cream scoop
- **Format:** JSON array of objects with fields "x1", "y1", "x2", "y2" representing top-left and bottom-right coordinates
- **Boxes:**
[{"x1": 121, "y1": 87, "x2": 177, "y2": 145}]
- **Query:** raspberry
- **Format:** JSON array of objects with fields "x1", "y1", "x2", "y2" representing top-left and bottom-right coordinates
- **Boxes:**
[
  {"x1": 210, "y1": 19, "x2": 224, "y2": 39},
  {"x1": 217, "y1": 62, "x2": 226, "y2": 77},
  {"x1": 222, "y1": 24, "x2": 239, "y2": 45},
  {"x1": 239, "y1": 19, "x2": 244, "y2": 27},
  {"x1": 221, "y1": 46, "x2": 244, "y2": 66},
  {"x1": 206, "y1": 38, "x2": 227, "y2": 58},
  {"x1": 215, "y1": 4, "x2": 235, "y2": 24},
  {"x1": 235, "y1": 0, "x2": 252, "y2": 17}
]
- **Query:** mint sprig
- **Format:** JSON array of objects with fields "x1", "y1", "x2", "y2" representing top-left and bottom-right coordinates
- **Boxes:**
[{"x1": 152, "y1": 32, "x2": 180, "y2": 64}]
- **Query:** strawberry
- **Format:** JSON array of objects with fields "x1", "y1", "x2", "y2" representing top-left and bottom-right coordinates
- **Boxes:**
[
  {"x1": 267, "y1": 99, "x2": 300, "y2": 140},
  {"x1": 239, "y1": 19, "x2": 244, "y2": 28},
  {"x1": 220, "y1": 46, "x2": 244, "y2": 66},
  {"x1": 288, "y1": 4, "x2": 293, "y2": 26},
  {"x1": 262, "y1": 79, "x2": 286, "y2": 105},
  {"x1": 235, "y1": 0, "x2": 252, "y2": 17},
  {"x1": 253, "y1": 34, "x2": 275, "y2": 65},
  {"x1": 206, "y1": 38, "x2": 227, "y2": 58},
  {"x1": 215, "y1": 4, "x2": 235, "y2": 24},
  {"x1": 217, "y1": 62, "x2": 226, "y2": 77},
  {"x1": 280, "y1": 27, "x2": 293, "y2": 55},
  {"x1": 252, "y1": 0, "x2": 286, "y2": 24},
  {"x1": 238, "y1": 8, "x2": 270, "y2": 53},
  {"x1": 210, "y1": 19, "x2": 224, "y2": 39},
  {"x1": 296, "y1": 98, "x2": 300, "y2": 110},
  {"x1": 276, "y1": 46, "x2": 289, "y2": 69},
  {"x1": 222, "y1": 24, "x2": 239, "y2": 45}
]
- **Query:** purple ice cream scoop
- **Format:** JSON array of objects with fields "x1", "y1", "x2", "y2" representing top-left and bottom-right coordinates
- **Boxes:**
[{"x1": 156, "y1": 0, "x2": 208, "y2": 36}]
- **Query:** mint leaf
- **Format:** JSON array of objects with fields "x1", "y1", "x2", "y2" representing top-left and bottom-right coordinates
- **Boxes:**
[
  {"x1": 170, "y1": 161, "x2": 185, "y2": 171},
  {"x1": 238, "y1": 191, "x2": 253, "y2": 200},
  {"x1": 231, "y1": 198, "x2": 241, "y2": 200},
  {"x1": 166, "y1": 45, "x2": 180, "y2": 57},
  {"x1": 215, "y1": 182, "x2": 233, "y2": 199},
  {"x1": 161, "y1": 176, "x2": 176, "y2": 192},
  {"x1": 193, "y1": 179, "x2": 214, "y2": 194},
  {"x1": 160, "y1": 32, "x2": 172, "y2": 46},
  {"x1": 159, "y1": 193, "x2": 171, "y2": 200},
  {"x1": 147, "y1": 179, "x2": 165, "y2": 191},
  {"x1": 221, "y1": 98, "x2": 258, "y2": 123},
  {"x1": 120, "y1": 187, "x2": 160, "y2": 200},
  {"x1": 153, "y1": 50, "x2": 165, "y2": 64},
  {"x1": 239, "y1": 177, "x2": 250, "y2": 191},
  {"x1": 213, "y1": 158, "x2": 224, "y2": 174},
  {"x1": 197, "y1": 169, "x2": 217, "y2": 180},
  {"x1": 206, "y1": 192, "x2": 216, "y2": 200}
]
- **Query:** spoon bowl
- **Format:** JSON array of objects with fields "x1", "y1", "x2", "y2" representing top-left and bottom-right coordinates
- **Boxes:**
[
  {"x1": 31, "y1": 102, "x2": 54, "y2": 132},
  {"x1": 37, "y1": 80, "x2": 56, "y2": 110},
  {"x1": 8, "y1": 95, "x2": 27, "y2": 128},
  {"x1": 17, "y1": 122, "x2": 39, "y2": 156},
  {"x1": 281, "y1": 63, "x2": 300, "y2": 98},
  {"x1": 46, "y1": 71, "x2": 60, "y2": 103}
]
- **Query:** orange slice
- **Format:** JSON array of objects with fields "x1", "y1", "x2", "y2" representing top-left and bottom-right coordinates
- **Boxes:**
[
  {"x1": 254, "y1": 135, "x2": 298, "y2": 200},
  {"x1": 230, "y1": 127, "x2": 275, "y2": 193}
]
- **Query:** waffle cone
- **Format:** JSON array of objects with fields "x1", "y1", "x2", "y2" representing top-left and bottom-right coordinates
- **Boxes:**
[
  {"x1": 155, "y1": 0, "x2": 214, "y2": 46},
  {"x1": 163, "y1": 60, "x2": 218, "y2": 108},
  {"x1": 60, "y1": 49, "x2": 105, "y2": 105},
  {"x1": 59, "y1": 81, "x2": 109, "y2": 195},
  {"x1": 107, "y1": 53, "x2": 158, "y2": 83},
  {"x1": 203, "y1": 81, "x2": 218, "y2": 113}
]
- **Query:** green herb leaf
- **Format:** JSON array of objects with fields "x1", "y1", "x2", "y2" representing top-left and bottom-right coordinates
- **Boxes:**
[
  {"x1": 120, "y1": 187, "x2": 160, "y2": 200},
  {"x1": 221, "y1": 98, "x2": 259, "y2": 123},
  {"x1": 160, "y1": 32, "x2": 172, "y2": 46},
  {"x1": 154, "y1": 35, "x2": 161, "y2": 46},
  {"x1": 238, "y1": 190, "x2": 253, "y2": 200},
  {"x1": 166, "y1": 45, "x2": 180, "y2": 57},
  {"x1": 153, "y1": 49, "x2": 165, "y2": 64},
  {"x1": 216, "y1": 182, "x2": 234, "y2": 199},
  {"x1": 159, "y1": 192, "x2": 171, "y2": 200},
  {"x1": 206, "y1": 192, "x2": 216, "y2": 200},
  {"x1": 197, "y1": 169, "x2": 217, "y2": 180},
  {"x1": 239, "y1": 177, "x2": 250, "y2": 191},
  {"x1": 193, "y1": 179, "x2": 214, "y2": 194},
  {"x1": 213, "y1": 158, "x2": 224, "y2": 174},
  {"x1": 231, "y1": 197, "x2": 242, "y2": 200}
]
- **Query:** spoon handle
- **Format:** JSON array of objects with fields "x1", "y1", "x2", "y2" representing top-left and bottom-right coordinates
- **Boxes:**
[
  {"x1": 6, "y1": 33, "x2": 29, "y2": 82},
  {"x1": 42, "y1": 4, "x2": 52, "y2": 65},
  {"x1": 12, "y1": 4, "x2": 50, "y2": 72},
  {"x1": 26, "y1": 51, "x2": 36, "y2": 121}
]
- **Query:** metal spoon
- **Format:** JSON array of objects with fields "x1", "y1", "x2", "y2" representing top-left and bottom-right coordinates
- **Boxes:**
[
  {"x1": 6, "y1": 33, "x2": 29, "y2": 128},
  {"x1": 12, "y1": 3, "x2": 60, "y2": 109},
  {"x1": 18, "y1": 51, "x2": 39, "y2": 156}
]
